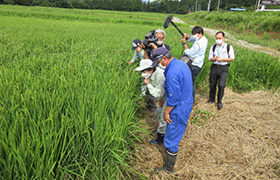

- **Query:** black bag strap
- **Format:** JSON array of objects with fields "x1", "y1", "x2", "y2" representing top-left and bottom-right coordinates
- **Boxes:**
[
  {"x1": 212, "y1": 44, "x2": 217, "y2": 56},
  {"x1": 226, "y1": 44, "x2": 230, "y2": 58}
]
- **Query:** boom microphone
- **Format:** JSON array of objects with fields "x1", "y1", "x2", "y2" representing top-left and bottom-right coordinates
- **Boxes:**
[
  {"x1": 164, "y1": 14, "x2": 172, "y2": 29},
  {"x1": 163, "y1": 14, "x2": 184, "y2": 37}
]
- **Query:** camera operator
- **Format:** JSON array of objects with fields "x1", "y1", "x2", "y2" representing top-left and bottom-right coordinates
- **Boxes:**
[
  {"x1": 144, "y1": 29, "x2": 171, "y2": 60},
  {"x1": 142, "y1": 29, "x2": 171, "y2": 112}
]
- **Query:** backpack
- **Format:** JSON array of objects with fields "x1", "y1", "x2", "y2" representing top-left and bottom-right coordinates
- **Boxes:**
[{"x1": 213, "y1": 44, "x2": 231, "y2": 59}]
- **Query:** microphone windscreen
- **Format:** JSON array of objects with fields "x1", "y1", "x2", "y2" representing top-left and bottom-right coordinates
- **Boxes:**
[{"x1": 163, "y1": 14, "x2": 172, "y2": 29}]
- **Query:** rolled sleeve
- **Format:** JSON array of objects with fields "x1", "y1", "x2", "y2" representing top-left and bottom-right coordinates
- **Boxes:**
[{"x1": 188, "y1": 35, "x2": 196, "y2": 42}]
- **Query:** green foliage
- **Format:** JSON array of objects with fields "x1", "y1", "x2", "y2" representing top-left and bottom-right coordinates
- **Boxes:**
[
  {"x1": 3, "y1": 0, "x2": 14, "y2": 5},
  {"x1": 31, "y1": 0, "x2": 51, "y2": 7},
  {"x1": 246, "y1": 5, "x2": 255, "y2": 11},
  {"x1": 69, "y1": 0, "x2": 86, "y2": 9},
  {"x1": 266, "y1": 5, "x2": 280, "y2": 9},
  {"x1": 190, "y1": 109, "x2": 214, "y2": 127}
]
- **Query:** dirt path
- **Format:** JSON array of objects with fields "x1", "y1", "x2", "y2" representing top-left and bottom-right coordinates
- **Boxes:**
[
  {"x1": 133, "y1": 88, "x2": 280, "y2": 179},
  {"x1": 172, "y1": 17, "x2": 280, "y2": 58}
]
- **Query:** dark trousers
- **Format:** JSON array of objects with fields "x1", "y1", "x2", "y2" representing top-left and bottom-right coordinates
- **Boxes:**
[
  {"x1": 190, "y1": 65, "x2": 201, "y2": 102},
  {"x1": 209, "y1": 64, "x2": 229, "y2": 103},
  {"x1": 147, "y1": 91, "x2": 157, "y2": 111}
]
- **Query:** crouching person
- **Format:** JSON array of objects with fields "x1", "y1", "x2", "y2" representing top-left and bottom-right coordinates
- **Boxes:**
[
  {"x1": 152, "y1": 48, "x2": 193, "y2": 173},
  {"x1": 135, "y1": 59, "x2": 167, "y2": 144}
]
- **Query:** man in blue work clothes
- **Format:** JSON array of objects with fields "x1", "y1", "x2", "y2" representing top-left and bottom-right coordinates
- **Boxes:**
[{"x1": 152, "y1": 47, "x2": 193, "y2": 173}]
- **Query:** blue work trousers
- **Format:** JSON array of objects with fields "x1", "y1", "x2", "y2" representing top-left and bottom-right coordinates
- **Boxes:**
[{"x1": 164, "y1": 103, "x2": 193, "y2": 153}]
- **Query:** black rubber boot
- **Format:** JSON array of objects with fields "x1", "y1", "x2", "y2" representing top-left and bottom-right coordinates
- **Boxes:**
[
  {"x1": 155, "y1": 150, "x2": 177, "y2": 173},
  {"x1": 149, "y1": 133, "x2": 165, "y2": 144},
  {"x1": 156, "y1": 133, "x2": 164, "y2": 144}
]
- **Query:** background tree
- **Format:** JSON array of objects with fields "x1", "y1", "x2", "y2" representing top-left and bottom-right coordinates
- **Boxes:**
[
  {"x1": 31, "y1": 0, "x2": 51, "y2": 7},
  {"x1": 1, "y1": 0, "x2": 259, "y2": 13},
  {"x1": 69, "y1": 0, "x2": 86, "y2": 9}
]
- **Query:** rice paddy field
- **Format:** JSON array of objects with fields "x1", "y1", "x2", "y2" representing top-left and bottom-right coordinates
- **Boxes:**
[{"x1": 0, "y1": 5, "x2": 280, "y2": 180}]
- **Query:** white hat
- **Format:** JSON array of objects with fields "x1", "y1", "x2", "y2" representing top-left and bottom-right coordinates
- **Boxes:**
[{"x1": 135, "y1": 59, "x2": 154, "y2": 71}]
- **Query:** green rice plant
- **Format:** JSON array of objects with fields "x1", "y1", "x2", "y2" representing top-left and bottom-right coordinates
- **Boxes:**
[{"x1": 0, "y1": 13, "x2": 152, "y2": 179}]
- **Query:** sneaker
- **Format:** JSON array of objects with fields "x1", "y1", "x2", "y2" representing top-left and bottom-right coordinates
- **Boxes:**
[
  {"x1": 207, "y1": 100, "x2": 214, "y2": 104},
  {"x1": 149, "y1": 139, "x2": 163, "y2": 145},
  {"x1": 149, "y1": 139, "x2": 158, "y2": 144}
]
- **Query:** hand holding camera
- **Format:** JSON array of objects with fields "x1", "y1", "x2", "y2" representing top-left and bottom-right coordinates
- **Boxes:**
[{"x1": 149, "y1": 43, "x2": 158, "y2": 50}]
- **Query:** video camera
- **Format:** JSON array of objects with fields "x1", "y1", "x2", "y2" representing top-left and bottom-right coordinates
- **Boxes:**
[{"x1": 143, "y1": 30, "x2": 158, "y2": 51}]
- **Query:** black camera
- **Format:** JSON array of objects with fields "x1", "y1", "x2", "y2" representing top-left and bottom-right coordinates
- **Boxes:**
[{"x1": 143, "y1": 30, "x2": 158, "y2": 51}]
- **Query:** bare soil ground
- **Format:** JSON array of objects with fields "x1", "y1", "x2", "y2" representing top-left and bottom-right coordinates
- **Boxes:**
[{"x1": 133, "y1": 88, "x2": 280, "y2": 179}]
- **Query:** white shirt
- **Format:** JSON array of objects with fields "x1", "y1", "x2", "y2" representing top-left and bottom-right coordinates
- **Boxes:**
[
  {"x1": 184, "y1": 35, "x2": 208, "y2": 68},
  {"x1": 208, "y1": 42, "x2": 235, "y2": 65},
  {"x1": 147, "y1": 67, "x2": 165, "y2": 99}
]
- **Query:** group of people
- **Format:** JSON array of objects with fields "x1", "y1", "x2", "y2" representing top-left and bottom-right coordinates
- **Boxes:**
[{"x1": 129, "y1": 27, "x2": 235, "y2": 173}]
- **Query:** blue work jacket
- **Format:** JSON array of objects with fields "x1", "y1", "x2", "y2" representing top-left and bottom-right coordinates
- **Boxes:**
[{"x1": 164, "y1": 58, "x2": 193, "y2": 122}]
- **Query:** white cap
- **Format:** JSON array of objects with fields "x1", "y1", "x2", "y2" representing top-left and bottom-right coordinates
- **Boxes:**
[{"x1": 135, "y1": 59, "x2": 154, "y2": 71}]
